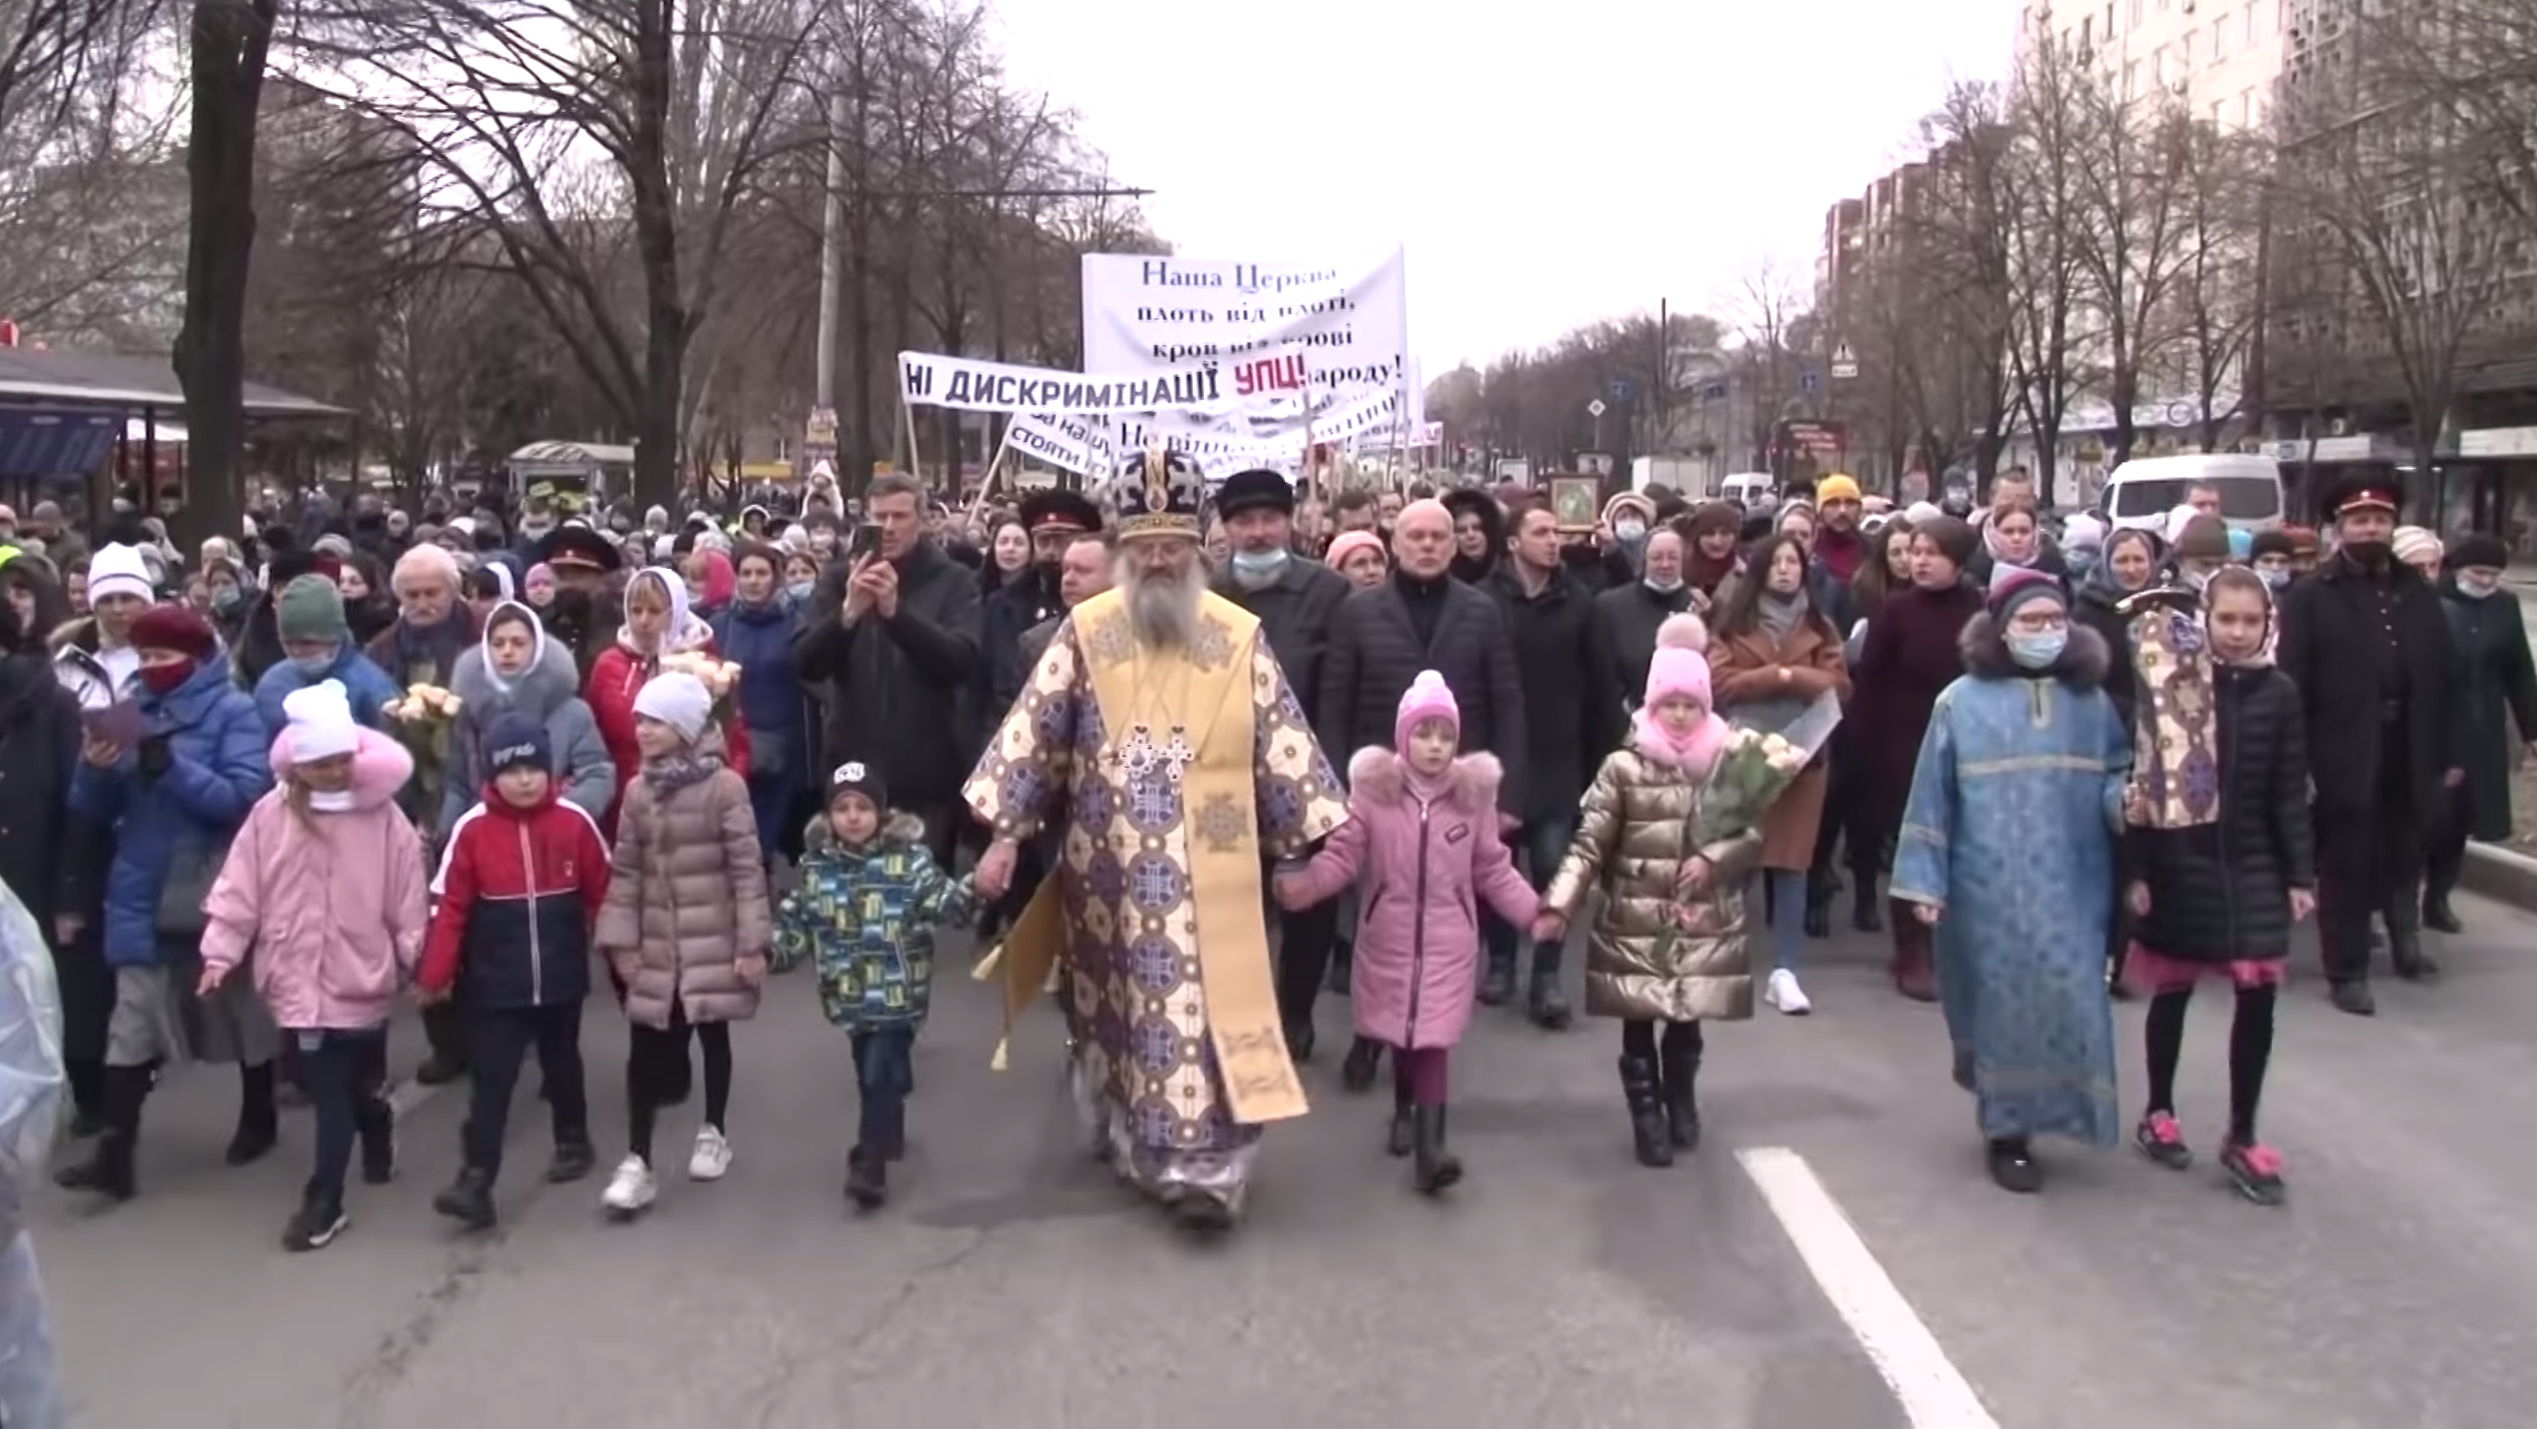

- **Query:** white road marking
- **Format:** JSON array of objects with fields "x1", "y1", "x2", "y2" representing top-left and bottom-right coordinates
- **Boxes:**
[{"x1": 1737, "y1": 1146, "x2": 2003, "y2": 1429}]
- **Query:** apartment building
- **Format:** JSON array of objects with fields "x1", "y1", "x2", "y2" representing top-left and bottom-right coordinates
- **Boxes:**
[{"x1": 2016, "y1": 0, "x2": 2289, "y2": 132}]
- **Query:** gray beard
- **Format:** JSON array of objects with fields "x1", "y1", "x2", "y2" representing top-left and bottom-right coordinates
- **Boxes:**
[{"x1": 1123, "y1": 565, "x2": 1203, "y2": 650}]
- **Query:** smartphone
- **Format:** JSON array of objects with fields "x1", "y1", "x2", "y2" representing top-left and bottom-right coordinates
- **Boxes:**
[
  {"x1": 81, "y1": 700, "x2": 145, "y2": 747},
  {"x1": 847, "y1": 522, "x2": 884, "y2": 564}
]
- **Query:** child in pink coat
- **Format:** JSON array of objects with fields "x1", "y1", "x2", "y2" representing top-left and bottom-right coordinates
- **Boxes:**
[
  {"x1": 1276, "y1": 671, "x2": 1543, "y2": 1196},
  {"x1": 198, "y1": 680, "x2": 430, "y2": 1253}
]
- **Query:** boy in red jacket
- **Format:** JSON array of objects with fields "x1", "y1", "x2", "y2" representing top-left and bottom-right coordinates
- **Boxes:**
[{"x1": 420, "y1": 713, "x2": 611, "y2": 1230}]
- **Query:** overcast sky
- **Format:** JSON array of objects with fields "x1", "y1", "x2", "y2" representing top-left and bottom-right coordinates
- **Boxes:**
[{"x1": 999, "y1": 0, "x2": 2012, "y2": 373}]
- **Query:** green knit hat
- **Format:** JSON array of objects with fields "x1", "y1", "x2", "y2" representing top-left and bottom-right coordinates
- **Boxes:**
[{"x1": 276, "y1": 574, "x2": 347, "y2": 645}]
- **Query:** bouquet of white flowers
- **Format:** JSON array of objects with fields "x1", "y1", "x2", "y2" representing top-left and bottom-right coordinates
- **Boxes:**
[
  {"x1": 383, "y1": 681, "x2": 463, "y2": 723},
  {"x1": 1690, "y1": 727, "x2": 1813, "y2": 847},
  {"x1": 656, "y1": 649, "x2": 742, "y2": 701}
]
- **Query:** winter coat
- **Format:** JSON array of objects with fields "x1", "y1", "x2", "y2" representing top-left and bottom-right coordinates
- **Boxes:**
[
  {"x1": 983, "y1": 570, "x2": 1065, "y2": 724},
  {"x1": 2277, "y1": 554, "x2": 2455, "y2": 814},
  {"x1": 1287, "y1": 748, "x2": 1538, "y2": 1049},
  {"x1": 1543, "y1": 730, "x2": 1765, "y2": 1024},
  {"x1": 0, "y1": 651, "x2": 89, "y2": 930},
  {"x1": 422, "y1": 783, "x2": 612, "y2": 1009},
  {"x1": 593, "y1": 734, "x2": 772, "y2": 1028},
  {"x1": 712, "y1": 594, "x2": 814, "y2": 790},
  {"x1": 2127, "y1": 662, "x2": 2315, "y2": 961},
  {"x1": 442, "y1": 604, "x2": 617, "y2": 830},
  {"x1": 1708, "y1": 611, "x2": 1852, "y2": 871},
  {"x1": 2072, "y1": 581, "x2": 2142, "y2": 735},
  {"x1": 774, "y1": 811, "x2": 976, "y2": 1032},
  {"x1": 1484, "y1": 564, "x2": 1625, "y2": 822},
  {"x1": 198, "y1": 729, "x2": 428, "y2": 1030},
  {"x1": 68, "y1": 652, "x2": 273, "y2": 967},
  {"x1": 2435, "y1": 580, "x2": 2537, "y2": 842},
  {"x1": 1212, "y1": 555, "x2": 1351, "y2": 729},
  {"x1": 1849, "y1": 578, "x2": 1984, "y2": 843},
  {"x1": 1318, "y1": 574, "x2": 1527, "y2": 816},
  {"x1": 1595, "y1": 578, "x2": 1693, "y2": 712},
  {"x1": 791, "y1": 538, "x2": 981, "y2": 812},
  {"x1": 586, "y1": 606, "x2": 751, "y2": 838},
  {"x1": 249, "y1": 638, "x2": 404, "y2": 738}
]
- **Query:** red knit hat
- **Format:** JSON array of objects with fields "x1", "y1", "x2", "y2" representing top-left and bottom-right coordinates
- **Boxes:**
[{"x1": 129, "y1": 603, "x2": 216, "y2": 661}]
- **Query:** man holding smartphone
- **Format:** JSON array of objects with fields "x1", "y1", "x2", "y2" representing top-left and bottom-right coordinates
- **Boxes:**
[{"x1": 791, "y1": 473, "x2": 981, "y2": 865}]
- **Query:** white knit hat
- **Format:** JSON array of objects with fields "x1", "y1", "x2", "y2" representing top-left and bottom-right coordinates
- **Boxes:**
[
  {"x1": 631, "y1": 671, "x2": 712, "y2": 742},
  {"x1": 282, "y1": 679, "x2": 360, "y2": 763},
  {"x1": 86, "y1": 543, "x2": 154, "y2": 606}
]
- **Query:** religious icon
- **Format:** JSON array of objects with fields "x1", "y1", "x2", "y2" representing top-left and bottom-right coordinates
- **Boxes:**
[{"x1": 1549, "y1": 476, "x2": 1600, "y2": 532}]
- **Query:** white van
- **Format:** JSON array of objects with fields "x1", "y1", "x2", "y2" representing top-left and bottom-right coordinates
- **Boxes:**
[
  {"x1": 2099, "y1": 453, "x2": 2284, "y2": 533},
  {"x1": 1718, "y1": 471, "x2": 1777, "y2": 507}
]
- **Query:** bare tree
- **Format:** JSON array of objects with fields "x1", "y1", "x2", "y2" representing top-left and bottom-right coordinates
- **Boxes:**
[
  {"x1": 1722, "y1": 255, "x2": 1807, "y2": 471},
  {"x1": 1893, "y1": 83, "x2": 2020, "y2": 489},
  {"x1": 1997, "y1": 22, "x2": 2096, "y2": 504},
  {"x1": 297, "y1": 0, "x2": 825, "y2": 508},
  {"x1": 2165, "y1": 122, "x2": 2269, "y2": 450},
  {"x1": 2069, "y1": 73, "x2": 2196, "y2": 468}
]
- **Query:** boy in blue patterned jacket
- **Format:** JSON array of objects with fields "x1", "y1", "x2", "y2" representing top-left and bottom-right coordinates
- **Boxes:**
[{"x1": 775, "y1": 760, "x2": 976, "y2": 1210}]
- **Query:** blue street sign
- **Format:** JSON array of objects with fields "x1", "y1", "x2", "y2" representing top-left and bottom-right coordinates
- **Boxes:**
[
  {"x1": 1607, "y1": 379, "x2": 1634, "y2": 402},
  {"x1": 1800, "y1": 371, "x2": 1822, "y2": 394}
]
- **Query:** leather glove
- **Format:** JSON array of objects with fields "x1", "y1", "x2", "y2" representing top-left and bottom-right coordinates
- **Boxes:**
[{"x1": 136, "y1": 735, "x2": 173, "y2": 780}]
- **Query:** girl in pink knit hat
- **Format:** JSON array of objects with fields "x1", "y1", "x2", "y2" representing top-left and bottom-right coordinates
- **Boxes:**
[
  {"x1": 1540, "y1": 614, "x2": 1766, "y2": 1168},
  {"x1": 1275, "y1": 670, "x2": 1545, "y2": 1196}
]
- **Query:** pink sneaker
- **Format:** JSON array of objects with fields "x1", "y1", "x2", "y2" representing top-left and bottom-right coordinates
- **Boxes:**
[
  {"x1": 2222, "y1": 1142, "x2": 2286, "y2": 1206},
  {"x1": 2134, "y1": 1111, "x2": 2192, "y2": 1170}
]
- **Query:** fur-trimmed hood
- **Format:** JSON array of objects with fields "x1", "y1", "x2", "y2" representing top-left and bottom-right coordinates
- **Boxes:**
[
  {"x1": 1346, "y1": 745, "x2": 1502, "y2": 812},
  {"x1": 1957, "y1": 608, "x2": 2110, "y2": 687},
  {"x1": 800, "y1": 807, "x2": 927, "y2": 856}
]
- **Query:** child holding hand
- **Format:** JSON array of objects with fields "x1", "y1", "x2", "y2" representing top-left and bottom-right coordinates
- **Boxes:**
[{"x1": 1277, "y1": 672, "x2": 1547, "y2": 1196}]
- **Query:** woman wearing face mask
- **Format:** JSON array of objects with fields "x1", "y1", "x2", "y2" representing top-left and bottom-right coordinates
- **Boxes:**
[
  {"x1": 443, "y1": 600, "x2": 617, "y2": 833},
  {"x1": 711, "y1": 543, "x2": 813, "y2": 867},
  {"x1": 2423, "y1": 534, "x2": 2537, "y2": 934},
  {"x1": 1598, "y1": 493, "x2": 1658, "y2": 585},
  {"x1": 2121, "y1": 567, "x2": 2312, "y2": 1207},
  {"x1": 1848, "y1": 515, "x2": 1985, "y2": 988},
  {"x1": 782, "y1": 551, "x2": 820, "y2": 603},
  {"x1": 1596, "y1": 524, "x2": 1695, "y2": 708},
  {"x1": 1893, "y1": 568, "x2": 2128, "y2": 1195}
]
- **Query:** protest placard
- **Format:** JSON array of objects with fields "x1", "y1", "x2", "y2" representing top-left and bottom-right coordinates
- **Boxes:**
[{"x1": 1079, "y1": 249, "x2": 1409, "y2": 401}]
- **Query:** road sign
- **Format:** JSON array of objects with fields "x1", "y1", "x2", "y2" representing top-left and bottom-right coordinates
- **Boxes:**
[
  {"x1": 1800, "y1": 371, "x2": 1822, "y2": 395},
  {"x1": 1830, "y1": 342, "x2": 1859, "y2": 381},
  {"x1": 1587, "y1": 398, "x2": 1607, "y2": 417},
  {"x1": 1607, "y1": 379, "x2": 1634, "y2": 402}
]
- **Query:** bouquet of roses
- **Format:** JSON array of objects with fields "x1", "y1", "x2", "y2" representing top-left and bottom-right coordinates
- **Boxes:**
[
  {"x1": 656, "y1": 649, "x2": 742, "y2": 701},
  {"x1": 1691, "y1": 727, "x2": 1812, "y2": 847},
  {"x1": 383, "y1": 681, "x2": 463, "y2": 724}
]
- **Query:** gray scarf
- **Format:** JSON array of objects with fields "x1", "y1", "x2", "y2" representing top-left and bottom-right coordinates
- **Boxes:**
[{"x1": 1757, "y1": 585, "x2": 1810, "y2": 647}]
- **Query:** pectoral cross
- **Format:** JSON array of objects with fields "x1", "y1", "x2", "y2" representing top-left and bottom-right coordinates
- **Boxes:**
[{"x1": 1113, "y1": 724, "x2": 1198, "y2": 786}]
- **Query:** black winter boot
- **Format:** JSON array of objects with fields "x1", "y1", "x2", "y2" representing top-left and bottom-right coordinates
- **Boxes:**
[
  {"x1": 546, "y1": 1135, "x2": 597, "y2": 1184},
  {"x1": 2388, "y1": 901, "x2": 2439, "y2": 981},
  {"x1": 1659, "y1": 1041, "x2": 1702, "y2": 1152},
  {"x1": 1526, "y1": 945, "x2": 1572, "y2": 1031},
  {"x1": 845, "y1": 1145, "x2": 888, "y2": 1210},
  {"x1": 1478, "y1": 946, "x2": 1517, "y2": 1006},
  {"x1": 1853, "y1": 872, "x2": 1884, "y2": 933},
  {"x1": 1411, "y1": 1106, "x2": 1463, "y2": 1194},
  {"x1": 55, "y1": 1064, "x2": 147, "y2": 1201},
  {"x1": 1617, "y1": 1055, "x2": 1674, "y2": 1168},
  {"x1": 357, "y1": 1091, "x2": 396, "y2": 1185},
  {"x1": 432, "y1": 1167, "x2": 498, "y2": 1230},
  {"x1": 1386, "y1": 1094, "x2": 1416, "y2": 1158},
  {"x1": 1340, "y1": 1036, "x2": 1383, "y2": 1094},
  {"x1": 65, "y1": 1058, "x2": 106, "y2": 1138},
  {"x1": 2422, "y1": 888, "x2": 2464, "y2": 935},
  {"x1": 226, "y1": 1061, "x2": 278, "y2": 1167}
]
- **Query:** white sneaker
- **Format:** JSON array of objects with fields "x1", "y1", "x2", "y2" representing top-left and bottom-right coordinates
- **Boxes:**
[
  {"x1": 1767, "y1": 968, "x2": 1812, "y2": 1016},
  {"x1": 601, "y1": 1155, "x2": 656, "y2": 1213},
  {"x1": 687, "y1": 1126, "x2": 733, "y2": 1181}
]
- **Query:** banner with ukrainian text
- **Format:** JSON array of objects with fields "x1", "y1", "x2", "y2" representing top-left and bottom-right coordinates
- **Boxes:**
[{"x1": 897, "y1": 344, "x2": 1314, "y2": 417}]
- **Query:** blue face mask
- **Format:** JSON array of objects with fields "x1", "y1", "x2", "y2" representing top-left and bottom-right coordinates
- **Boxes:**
[
  {"x1": 2006, "y1": 628, "x2": 2067, "y2": 670},
  {"x1": 2259, "y1": 566, "x2": 2291, "y2": 590},
  {"x1": 290, "y1": 652, "x2": 336, "y2": 679},
  {"x1": 787, "y1": 581, "x2": 814, "y2": 603},
  {"x1": 1230, "y1": 548, "x2": 1288, "y2": 576}
]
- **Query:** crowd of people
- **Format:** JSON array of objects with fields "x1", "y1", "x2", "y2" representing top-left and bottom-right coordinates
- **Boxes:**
[{"x1": 0, "y1": 454, "x2": 2525, "y2": 1289}]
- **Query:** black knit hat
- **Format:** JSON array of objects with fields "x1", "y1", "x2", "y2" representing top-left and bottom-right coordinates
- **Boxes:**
[
  {"x1": 2450, "y1": 532, "x2": 2509, "y2": 572},
  {"x1": 828, "y1": 759, "x2": 888, "y2": 811}
]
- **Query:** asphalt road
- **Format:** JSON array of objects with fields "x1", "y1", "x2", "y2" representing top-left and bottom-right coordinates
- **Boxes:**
[{"x1": 24, "y1": 893, "x2": 2537, "y2": 1429}]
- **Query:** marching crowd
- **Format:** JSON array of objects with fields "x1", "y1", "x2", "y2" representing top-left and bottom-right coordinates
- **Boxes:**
[{"x1": 0, "y1": 458, "x2": 2525, "y2": 1283}]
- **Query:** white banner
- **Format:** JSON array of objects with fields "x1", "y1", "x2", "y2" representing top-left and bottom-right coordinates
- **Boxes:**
[
  {"x1": 1006, "y1": 410, "x2": 1305, "y2": 477},
  {"x1": 898, "y1": 345, "x2": 1309, "y2": 415},
  {"x1": 1079, "y1": 249, "x2": 1410, "y2": 401}
]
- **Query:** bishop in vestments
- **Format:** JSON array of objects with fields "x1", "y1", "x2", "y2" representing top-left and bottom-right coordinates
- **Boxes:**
[{"x1": 966, "y1": 447, "x2": 1346, "y2": 1230}]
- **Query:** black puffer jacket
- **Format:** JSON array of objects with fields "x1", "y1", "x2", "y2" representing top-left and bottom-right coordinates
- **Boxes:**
[
  {"x1": 2126, "y1": 662, "x2": 2314, "y2": 961},
  {"x1": 1595, "y1": 578, "x2": 1693, "y2": 711},
  {"x1": 1318, "y1": 571, "x2": 1526, "y2": 817}
]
